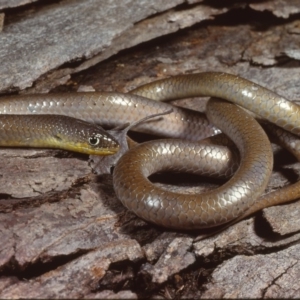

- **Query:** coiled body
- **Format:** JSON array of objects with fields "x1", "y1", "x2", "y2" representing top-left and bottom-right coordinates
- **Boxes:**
[
  {"x1": 132, "y1": 72, "x2": 300, "y2": 135},
  {"x1": 1, "y1": 72, "x2": 300, "y2": 229},
  {"x1": 114, "y1": 98, "x2": 274, "y2": 228},
  {"x1": 114, "y1": 72, "x2": 300, "y2": 229}
]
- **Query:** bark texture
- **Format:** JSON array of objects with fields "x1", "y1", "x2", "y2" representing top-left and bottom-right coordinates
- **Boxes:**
[{"x1": 0, "y1": 0, "x2": 300, "y2": 298}]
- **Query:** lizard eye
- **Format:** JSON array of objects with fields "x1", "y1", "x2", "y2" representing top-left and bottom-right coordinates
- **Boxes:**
[{"x1": 88, "y1": 136, "x2": 100, "y2": 146}]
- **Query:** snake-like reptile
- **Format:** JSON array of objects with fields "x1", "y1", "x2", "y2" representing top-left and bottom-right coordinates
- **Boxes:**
[{"x1": 1, "y1": 72, "x2": 299, "y2": 229}]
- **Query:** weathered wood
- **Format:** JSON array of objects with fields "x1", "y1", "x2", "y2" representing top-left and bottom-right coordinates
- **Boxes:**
[
  {"x1": 1, "y1": 0, "x2": 300, "y2": 298},
  {"x1": 0, "y1": 0, "x2": 38, "y2": 10},
  {"x1": 0, "y1": 0, "x2": 222, "y2": 93},
  {"x1": 250, "y1": 0, "x2": 300, "y2": 18},
  {"x1": 201, "y1": 243, "x2": 300, "y2": 298}
]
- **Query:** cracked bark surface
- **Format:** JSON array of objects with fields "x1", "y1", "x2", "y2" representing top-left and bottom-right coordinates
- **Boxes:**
[
  {"x1": 201, "y1": 243, "x2": 300, "y2": 298},
  {"x1": 0, "y1": 0, "x2": 300, "y2": 298},
  {"x1": 0, "y1": 0, "x2": 38, "y2": 10}
]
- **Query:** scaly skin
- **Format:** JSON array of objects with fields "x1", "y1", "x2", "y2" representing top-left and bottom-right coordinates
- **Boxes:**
[
  {"x1": 113, "y1": 72, "x2": 300, "y2": 229},
  {"x1": 0, "y1": 92, "x2": 219, "y2": 141},
  {"x1": 1, "y1": 72, "x2": 300, "y2": 229},
  {"x1": 113, "y1": 99, "x2": 273, "y2": 229},
  {"x1": 0, "y1": 114, "x2": 119, "y2": 155}
]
